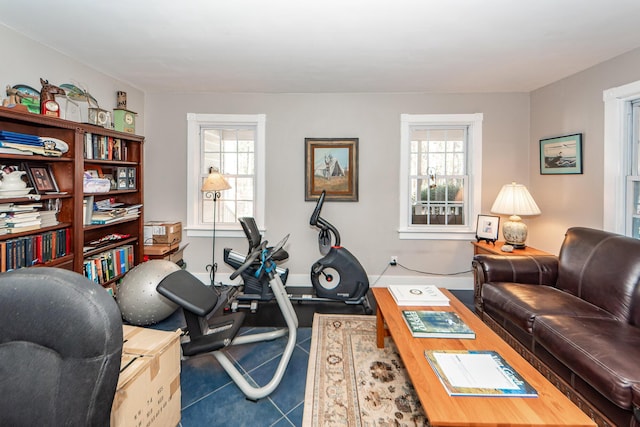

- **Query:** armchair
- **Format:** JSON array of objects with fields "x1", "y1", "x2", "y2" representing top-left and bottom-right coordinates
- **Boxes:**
[{"x1": 0, "y1": 267, "x2": 123, "y2": 426}]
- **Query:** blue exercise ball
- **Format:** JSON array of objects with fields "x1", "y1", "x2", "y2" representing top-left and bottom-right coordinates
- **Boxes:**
[{"x1": 116, "y1": 260, "x2": 181, "y2": 326}]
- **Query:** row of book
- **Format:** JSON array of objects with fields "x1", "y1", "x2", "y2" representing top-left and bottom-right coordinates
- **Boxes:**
[
  {"x1": 84, "y1": 133, "x2": 127, "y2": 161},
  {"x1": 84, "y1": 133, "x2": 127, "y2": 160},
  {"x1": 83, "y1": 244, "x2": 134, "y2": 285},
  {"x1": 0, "y1": 228, "x2": 70, "y2": 272}
]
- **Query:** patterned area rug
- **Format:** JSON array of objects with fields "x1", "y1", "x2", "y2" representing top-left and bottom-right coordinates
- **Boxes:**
[{"x1": 303, "y1": 313, "x2": 429, "y2": 426}]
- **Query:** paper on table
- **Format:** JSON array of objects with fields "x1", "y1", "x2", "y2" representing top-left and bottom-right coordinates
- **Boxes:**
[{"x1": 433, "y1": 352, "x2": 517, "y2": 390}]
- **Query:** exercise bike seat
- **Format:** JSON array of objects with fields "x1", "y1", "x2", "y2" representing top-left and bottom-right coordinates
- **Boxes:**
[
  {"x1": 157, "y1": 269, "x2": 245, "y2": 356},
  {"x1": 240, "y1": 217, "x2": 288, "y2": 262}
]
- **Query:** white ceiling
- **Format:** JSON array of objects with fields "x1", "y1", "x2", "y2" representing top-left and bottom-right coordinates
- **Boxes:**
[{"x1": 2, "y1": 0, "x2": 640, "y2": 94}]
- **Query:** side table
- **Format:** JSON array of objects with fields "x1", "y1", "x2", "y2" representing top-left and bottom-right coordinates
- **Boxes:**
[
  {"x1": 471, "y1": 241, "x2": 552, "y2": 315},
  {"x1": 471, "y1": 240, "x2": 551, "y2": 256}
]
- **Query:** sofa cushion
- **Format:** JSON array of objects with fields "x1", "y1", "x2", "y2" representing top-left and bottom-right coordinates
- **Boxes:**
[
  {"x1": 533, "y1": 315, "x2": 640, "y2": 410},
  {"x1": 558, "y1": 227, "x2": 640, "y2": 322},
  {"x1": 482, "y1": 282, "x2": 614, "y2": 332}
]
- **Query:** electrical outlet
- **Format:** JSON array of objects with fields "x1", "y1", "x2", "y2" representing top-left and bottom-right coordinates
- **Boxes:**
[{"x1": 390, "y1": 256, "x2": 398, "y2": 266}]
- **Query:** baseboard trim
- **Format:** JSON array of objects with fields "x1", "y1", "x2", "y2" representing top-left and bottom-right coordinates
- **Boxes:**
[{"x1": 189, "y1": 272, "x2": 473, "y2": 290}]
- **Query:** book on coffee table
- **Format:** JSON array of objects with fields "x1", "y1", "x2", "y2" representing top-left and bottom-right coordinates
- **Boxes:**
[
  {"x1": 424, "y1": 349, "x2": 538, "y2": 397},
  {"x1": 401, "y1": 310, "x2": 475, "y2": 339},
  {"x1": 388, "y1": 285, "x2": 450, "y2": 306}
]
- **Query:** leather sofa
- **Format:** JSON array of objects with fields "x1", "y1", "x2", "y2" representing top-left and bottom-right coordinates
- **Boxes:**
[{"x1": 472, "y1": 227, "x2": 640, "y2": 427}]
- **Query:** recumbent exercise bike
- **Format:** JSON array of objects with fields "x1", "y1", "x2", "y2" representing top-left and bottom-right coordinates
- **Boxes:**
[
  {"x1": 156, "y1": 234, "x2": 298, "y2": 400},
  {"x1": 223, "y1": 190, "x2": 371, "y2": 313}
]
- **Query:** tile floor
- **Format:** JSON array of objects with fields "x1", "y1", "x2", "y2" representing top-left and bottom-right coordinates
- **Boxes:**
[{"x1": 152, "y1": 289, "x2": 474, "y2": 427}]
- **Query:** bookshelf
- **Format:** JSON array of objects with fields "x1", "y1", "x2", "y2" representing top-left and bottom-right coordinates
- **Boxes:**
[{"x1": 0, "y1": 107, "x2": 144, "y2": 294}]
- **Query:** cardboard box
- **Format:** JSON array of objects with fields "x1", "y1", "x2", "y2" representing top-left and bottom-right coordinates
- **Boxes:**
[
  {"x1": 143, "y1": 242, "x2": 180, "y2": 256},
  {"x1": 145, "y1": 243, "x2": 189, "y2": 262},
  {"x1": 144, "y1": 222, "x2": 182, "y2": 245},
  {"x1": 111, "y1": 326, "x2": 182, "y2": 427}
]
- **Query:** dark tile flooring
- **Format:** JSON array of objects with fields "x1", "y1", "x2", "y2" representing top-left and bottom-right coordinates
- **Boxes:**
[{"x1": 151, "y1": 288, "x2": 474, "y2": 427}]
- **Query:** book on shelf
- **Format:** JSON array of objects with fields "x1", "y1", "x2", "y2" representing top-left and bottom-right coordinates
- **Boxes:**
[
  {"x1": 401, "y1": 310, "x2": 475, "y2": 339},
  {"x1": 4, "y1": 223, "x2": 41, "y2": 234},
  {"x1": 388, "y1": 285, "x2": 450, "y2": 306},
  {"x1": 424, "y1": 350, "x2": 537, "y2": 398}
]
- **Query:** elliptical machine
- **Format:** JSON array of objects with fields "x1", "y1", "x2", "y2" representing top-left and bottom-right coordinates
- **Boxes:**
[{"x1": 301, "y1": 190, "x2": 371, "y2": 310}]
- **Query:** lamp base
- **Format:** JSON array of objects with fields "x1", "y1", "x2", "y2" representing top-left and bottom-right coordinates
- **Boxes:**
[{"x1": 502, "y1": 215, "x2": 528, "y2": 249}]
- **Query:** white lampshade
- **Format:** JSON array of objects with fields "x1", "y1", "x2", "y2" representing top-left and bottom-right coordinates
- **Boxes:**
[
  {"x1": 201, "y1": 167, "x2": 231, "y2": 192},
  {"x1": 490, "y1": 182, "x2": 541, "y2": 248}
]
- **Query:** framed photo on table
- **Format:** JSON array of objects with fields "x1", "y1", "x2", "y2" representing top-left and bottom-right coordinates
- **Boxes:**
[
  {"x1": 476, "y1": 214, "x2": 500, "y2": 244},
  {"x1": 25, "y1": 163, "x2": 59, "y2": 194},
  {"x1": 305, "y1": 138, "x2": 359, "y2": 201},
  {"x1": 540, "y1": 133, "x2": 583, "y2": 175}
]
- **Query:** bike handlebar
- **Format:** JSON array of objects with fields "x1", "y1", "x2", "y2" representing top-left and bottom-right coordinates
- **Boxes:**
[{"x1": 309, "y1": 190, "x2": 326, "y2": 226}]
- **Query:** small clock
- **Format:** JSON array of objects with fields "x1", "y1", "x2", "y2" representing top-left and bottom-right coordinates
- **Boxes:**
[
  {"x1": 41, "y1": 99, "x2": 60, "y2": 117},
  {"x1": 113, "y1": 108, "x2": 137, "y2": 133},
  {"x1": 88, "y1": 107, "x2": 112, "y2": 128}
]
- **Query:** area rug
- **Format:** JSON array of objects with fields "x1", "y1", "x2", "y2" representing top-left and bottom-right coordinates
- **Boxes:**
[{"x1": 303, "y1": 313, "x2": 429, "y2": 426}]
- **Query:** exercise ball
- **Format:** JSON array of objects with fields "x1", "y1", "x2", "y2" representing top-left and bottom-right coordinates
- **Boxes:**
[{"x1": 116, "y1": 260, "x2": 181, "y2": 326}]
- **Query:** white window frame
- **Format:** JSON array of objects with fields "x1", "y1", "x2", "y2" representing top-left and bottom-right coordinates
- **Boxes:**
[
  {"x1": 603, "y1": 80, "x2": 640, "y2": 235},
  {"x1": 399, "y1": 113, "x2": 483, "y2": 240},
  {"x1": 186, "y1": 113, "x2": 266, "y2": 238}
]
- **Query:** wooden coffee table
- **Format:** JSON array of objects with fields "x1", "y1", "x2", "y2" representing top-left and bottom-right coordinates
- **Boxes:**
[{"x1": 372, "y1": 287, "x2": 596, "y2": 427}]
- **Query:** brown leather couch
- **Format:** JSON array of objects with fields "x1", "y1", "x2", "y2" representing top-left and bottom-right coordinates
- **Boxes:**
[{"x1": 472, "y1": 227, "x2": 640, "y2": 427}]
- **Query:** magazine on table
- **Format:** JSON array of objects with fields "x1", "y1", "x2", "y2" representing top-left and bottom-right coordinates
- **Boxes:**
[
  {"x1": 401, "y1": 310, "x2": 475, "y2": 339},
  {"x1": 424, "y1": 350, "x2": 537, "y2": 397},
  {"x1": 388, "y1": 285, "x2": 450, "y2": 306}
]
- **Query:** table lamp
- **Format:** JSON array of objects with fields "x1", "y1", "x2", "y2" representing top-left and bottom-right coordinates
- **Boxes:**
[
  {"x1": 490, "y1": 182, "x2": 541, "y2": 248},
  {"x1": 201, "y1": 166, "x2": 231, "y2": 285}
]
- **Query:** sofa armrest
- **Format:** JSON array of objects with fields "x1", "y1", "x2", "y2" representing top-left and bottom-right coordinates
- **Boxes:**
[{"x1": 472, "y1": 254, "x2": 559, "y2": 315}]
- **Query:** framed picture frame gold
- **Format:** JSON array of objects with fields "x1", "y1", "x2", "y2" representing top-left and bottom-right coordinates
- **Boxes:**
[{"x1": 305, "y1": 138, "x2": 358, "y2": 202}]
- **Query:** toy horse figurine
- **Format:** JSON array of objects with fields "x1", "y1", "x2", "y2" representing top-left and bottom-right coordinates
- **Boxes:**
[{"x1": 39, "y1": 78, "x2": 65, "y2": 117}]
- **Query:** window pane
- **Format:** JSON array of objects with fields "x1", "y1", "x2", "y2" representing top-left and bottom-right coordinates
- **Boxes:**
[
  {"x1": 237, "y1": 152, "x2": 254, "y2": 175},
  {"x1": 408, "y1": 123, "x2": 470, "y2": 227}
]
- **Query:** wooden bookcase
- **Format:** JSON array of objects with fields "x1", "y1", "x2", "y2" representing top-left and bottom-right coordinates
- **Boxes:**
[{"x1": 0, "y1": 107, "x2": 144, "y2": 294}]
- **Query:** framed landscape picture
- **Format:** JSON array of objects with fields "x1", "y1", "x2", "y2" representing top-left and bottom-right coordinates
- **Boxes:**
[
  {"x1": 305, "y1": 138, "x2": 359, "y2": 201},
  {"x1": 540, "y1": 133, "x2": 583, "y2": 175}
]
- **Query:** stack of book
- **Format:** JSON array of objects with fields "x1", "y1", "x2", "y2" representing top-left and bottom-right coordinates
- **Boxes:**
[
  {"x1": 39, "y1": 210, "x2": 59, "y2": 228},
  {"x1": 4, "y1": 210, "x2": 41, "y2": 234},
  {"x1": 388, "y1": 285, "x2": 450, "y2": 306},
  {"x1": 88, "y1": 197, "x2": 142, "y2": 225}
]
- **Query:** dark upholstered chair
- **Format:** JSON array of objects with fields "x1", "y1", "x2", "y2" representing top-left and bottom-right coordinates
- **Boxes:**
[{"x1": 0, "y1": 267, "x2": 123, "y2": 426}]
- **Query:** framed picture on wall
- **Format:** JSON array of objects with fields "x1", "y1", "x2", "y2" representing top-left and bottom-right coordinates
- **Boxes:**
[
  {"x1": 305, "y1": 138, "x2": 359, "y2": 201},
  {"x1": 540, "y1": 133, "x2": 583, "y2": 175}
]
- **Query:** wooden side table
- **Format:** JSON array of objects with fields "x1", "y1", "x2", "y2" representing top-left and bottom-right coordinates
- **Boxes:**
[
  {"x1": 471, "y1": 241, "x2": 552, "y2": 315},
  {"x1": 471, "y1": 240, "x2": 551, "y2": 256}
]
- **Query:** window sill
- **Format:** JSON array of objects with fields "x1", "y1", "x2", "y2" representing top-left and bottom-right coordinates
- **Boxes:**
[{"x1": 398, "y1": 228, "x2": 476, "y2": 240}]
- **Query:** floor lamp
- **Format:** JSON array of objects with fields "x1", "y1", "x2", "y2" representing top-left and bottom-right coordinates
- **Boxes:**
[{"x1": 201, "y1": 167, "x2": 231, "y2": 286}]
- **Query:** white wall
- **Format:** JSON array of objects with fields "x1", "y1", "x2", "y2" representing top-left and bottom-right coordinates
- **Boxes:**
[
  {"x1": 529, "y1": 47, "x2": 640, "y2": 253},
  {"x1": 0, "y1": 25, "x2": 145, "y2": 129},
  {"x1": 144, "y1": 92, "x2": 530, "y2": 288}
]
